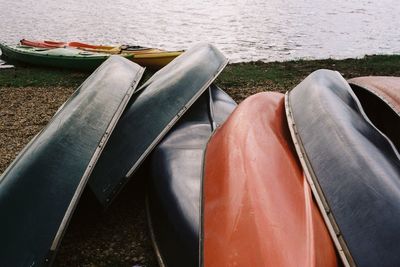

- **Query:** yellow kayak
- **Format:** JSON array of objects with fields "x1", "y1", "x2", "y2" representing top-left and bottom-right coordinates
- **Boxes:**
[{"x1": 126, "y1": 50, "x2": 184, "y2": 69}]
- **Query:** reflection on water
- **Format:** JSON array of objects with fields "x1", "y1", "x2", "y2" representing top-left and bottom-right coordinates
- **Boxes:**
[{"x1": 0, "y1": 0, "x2": 399, "y2": 62}]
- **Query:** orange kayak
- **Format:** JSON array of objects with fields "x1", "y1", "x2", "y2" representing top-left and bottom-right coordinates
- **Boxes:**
[
  {"x1": 20, "y1": 39, "x2": 117, "y2": 50},
  {"x1": 202, "y1": 92, "x2": 338, "y2": 267},
  {"x1": 20, "y1": 39, "x2": 65, "y2": 48},
  {"x1": 20, "y1": 39, "x2": 161, "y2": 53}
]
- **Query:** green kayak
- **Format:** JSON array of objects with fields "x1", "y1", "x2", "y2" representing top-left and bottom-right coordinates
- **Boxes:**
[{"x1": 0, "y1": 43, "x2": 133, "y2": 71}]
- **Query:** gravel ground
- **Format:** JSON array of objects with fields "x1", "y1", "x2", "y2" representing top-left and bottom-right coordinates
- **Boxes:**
[{"x1": 0, "y1": 84, "x2": 276, "y2": 267}]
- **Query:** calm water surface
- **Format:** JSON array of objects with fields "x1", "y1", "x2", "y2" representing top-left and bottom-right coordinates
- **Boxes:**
[{"x1": 0, "y1": 0, "x2": 399, "y2": 62}]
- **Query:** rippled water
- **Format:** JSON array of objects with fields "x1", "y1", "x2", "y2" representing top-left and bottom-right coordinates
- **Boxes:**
[{"x1": 1, "y1": 0, "x2": 399, "y2": 62}]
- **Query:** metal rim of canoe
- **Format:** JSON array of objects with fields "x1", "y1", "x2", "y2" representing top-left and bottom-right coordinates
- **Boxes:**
[
  {"x1": 49, "y1": 64, "x2": 145, "y2": 257},
  {"x1": 0, "y1": 56, "x2": 144, "y2": 266},
  {"x1": 145, "y1": 85, "x2": 235, "y2": 267},
  {"x1": 284, "y1": 91, "x2": 354, "y2": 267},
  {"x1": 283, "y1": 69, "x2": 400, "y2": 267},
  {"x1": 90, "y1": 44, "x2": 229, "y2": 207}
]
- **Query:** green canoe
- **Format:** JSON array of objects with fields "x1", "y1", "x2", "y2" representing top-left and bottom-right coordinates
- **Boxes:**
[{"x1": 0, "y1": 43, "x2": 133, "y2": 71}]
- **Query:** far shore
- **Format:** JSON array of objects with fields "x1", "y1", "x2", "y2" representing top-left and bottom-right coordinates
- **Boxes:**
[{"x1": 0, "y1": 54, "x2": 399, "y2": 266}]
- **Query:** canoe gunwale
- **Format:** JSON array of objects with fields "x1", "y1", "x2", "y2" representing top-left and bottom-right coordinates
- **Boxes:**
[
  {"x1": 199, "y1": 128, "x2": 218, "y2": 267},
  {"x1": 146, "y1": 195, "x2": 168, "y2": 267},
  {"x1": 48, "y1": 64, "x2": 145, "y2": 257},
  {"x1": 124, "y1": 58, "x2": 228, "y2": 179},
  {"x1": 87, "y1": 44, "x2": 230, "y2": 208},
  {"x1": 0, "y1": 56, "x2": 145, "y2": 266},
  {"x1": 284, "y1": 91, "x2": 353, "y2": 267}
]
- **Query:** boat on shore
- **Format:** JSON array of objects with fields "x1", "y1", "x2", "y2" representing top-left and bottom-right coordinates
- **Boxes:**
[
  {"x1": 286, "y1": 70, "x2": 400, "y2": 267},
  {"x1": 349, "y1": 76, "x2": 400, "y2": 114},
  {"x1": 201, "y1": 92, "x2": 338, "y2": 267},
  {"x1": 0, "y1": 43, "x2": 130, "y2": 71},
  {"x1": 19, "y1": 39, "x2": 183, "y2": 69},
  {"x1": 0, "y1": 56, "x2": 144, "y2": 266},
  {"x1": 20, "y1": 38, "x2": 155, "y2": 53},
  {"x1": 87, "y1": 43, "x2": 228, "y2": 207},
  {"x1": 146, "y1": 85, "x2": 236, "y2": 267},
  {"x1": 349, "y1": 76, "x2": 400, "y2": 150}
]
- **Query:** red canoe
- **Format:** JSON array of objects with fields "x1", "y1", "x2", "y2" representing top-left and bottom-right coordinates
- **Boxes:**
[{"x1": 201, "y1": 92, "x2": 338, "y2": 267}]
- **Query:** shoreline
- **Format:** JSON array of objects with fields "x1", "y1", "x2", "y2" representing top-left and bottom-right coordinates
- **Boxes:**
[{"x1": 1, "y1": 54, "x2": 400, "y2": 266}]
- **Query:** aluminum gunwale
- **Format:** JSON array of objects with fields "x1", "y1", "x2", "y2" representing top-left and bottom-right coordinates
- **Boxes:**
[
  {"x1": 0, "y1": 57, "x2": 144, "y2": 266},
  {"x1": 48, "y1": 67, "x2": 145, "y2": 255},
  {"x1": 126, "y1": 60, "x2": 227, "y2": 177},
  {"x1": 199, "y1": 87, "x2": 237, "y2": 266},
  {"x1": 0, "y1": 58, "x2": 111, "y2": 183},
  {"x1": 284, "y1": 92, "x2": 353, "y2": 267},
  {"x1": 145, "y1": 195, "x2": 168, "y2": 267},
  {"x1": 103, "y1": 57, "x2": 229, "y2": 205},
  {"x1": 285, "y1": 71, "x2": 400, "y2": 267}
]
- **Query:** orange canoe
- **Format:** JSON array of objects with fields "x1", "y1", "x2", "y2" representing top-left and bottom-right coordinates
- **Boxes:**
[{"x1": 202, "y1": 92, "x2": 338, "y2": 267}]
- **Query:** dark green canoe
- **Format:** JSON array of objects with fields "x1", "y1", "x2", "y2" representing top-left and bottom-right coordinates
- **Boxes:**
[
  {"x1": 0, "y1": 56, "x2": 144, "y2": 266},
  {"x1": 88, "y1": 43, "x2": 228, "y2": 206},
  {"x1": 0, "y1": 43, "x2": 133, "y2": 71},
  {"x1": 286, "y1": 70, "x2": 400, "y2": 267}
]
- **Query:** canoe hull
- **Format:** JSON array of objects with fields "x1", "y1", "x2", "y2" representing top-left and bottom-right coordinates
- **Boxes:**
[
  {"x1": 349, "y1": 76, "x2": 400, "y2": 114},
  {"x1": 147, "y1": 85, "x2": 236, "y2": 267},
  {"x1": 202, "y1": 92, "x2": 338, "y2": 267},
  {"x1": 0, "y1": 43, "x2": 131, "y2": 72},
  {"x1": 88, "y1": 43, "x2": 228, "y2": 207},
  {"x1": 286, "y1": 70, "x2": 400, "y2": 267},
  {"x1": 19, "y1": 39, "x2": 183, "y2": 68},
  {"x1": 0, "y1": 56, "x2": 143, "y2": 266}
]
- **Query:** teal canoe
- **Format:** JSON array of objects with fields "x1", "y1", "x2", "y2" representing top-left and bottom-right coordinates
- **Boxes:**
[{"x1": 0, "y1": 43, "x2": 133, "y2": 71}]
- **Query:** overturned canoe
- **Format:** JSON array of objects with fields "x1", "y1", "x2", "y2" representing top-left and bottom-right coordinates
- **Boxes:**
[
  {"x1": 286, "y1": 70, "x2": 400, "y2": 267},
  {"x1": 349, "y1": 76, "x2": 400, "y2": 151},
  {"x1": 349, "y1": 76, "x2": 400, "y2": 114},
  {"x1": 202, "y1": 92, "x2": 338, "y2": 267},
  {"x1": 0, "y1": 56, "x2": 144, "y2": 266},
  {"x1": 88, "y1": 43, "x2": 228, "y2": 206},
  {"x1": 0, "y1": 43, "x2": 132, "y2": 71},
  {"x1": 147, "y1": 85, "x2": 236, "y2": 267}
]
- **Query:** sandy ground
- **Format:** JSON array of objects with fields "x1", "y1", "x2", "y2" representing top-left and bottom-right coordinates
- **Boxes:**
[{"x1": 0, "y1": 84, "x2": 273, "y2": 266}]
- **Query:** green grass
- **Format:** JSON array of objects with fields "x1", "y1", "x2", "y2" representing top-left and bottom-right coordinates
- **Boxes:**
[
  {"x1": 0, "y1": 66, "x2": 89, "y2": 88},
  {"x1": 1, "y1": 54, "x2": 400, "y2": 89},
  {"x1": 217, "y1": 54, "x2": 400, "y2": 90}
]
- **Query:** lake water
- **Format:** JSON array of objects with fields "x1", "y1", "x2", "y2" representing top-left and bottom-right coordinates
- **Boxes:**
[{"x1": 0, "y1": 0, "x2": 399, "y2": 62}]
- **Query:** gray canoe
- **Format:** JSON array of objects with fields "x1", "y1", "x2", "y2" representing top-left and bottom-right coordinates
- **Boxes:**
[
  {"x1": 147, "y1": 85, "x2": 236, "y2": 267},
  {"x1": 88, "y1": 43, "x2": 228, "y2": 206},
  {"x1": 0, "y1": 56, "x2": 144, "y2": 266},
  {"x1": 285, "y1": 70, "x2": 400, "y2": 267}
]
